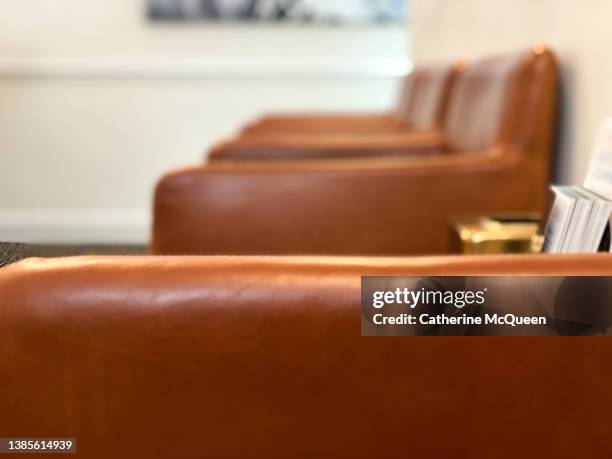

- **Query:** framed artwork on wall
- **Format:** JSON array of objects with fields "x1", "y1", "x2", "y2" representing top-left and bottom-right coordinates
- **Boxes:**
[{"x1": 148, "y1": 0, "x2": 406, "y2": 24}]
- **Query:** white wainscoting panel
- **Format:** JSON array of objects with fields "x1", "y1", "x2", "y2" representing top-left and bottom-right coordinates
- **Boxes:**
[{"x1": 0, "y1": 58, "x2": 409, "y2": 244}]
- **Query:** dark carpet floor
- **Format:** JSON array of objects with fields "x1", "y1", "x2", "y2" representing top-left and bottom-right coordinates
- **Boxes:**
[{"x1": 1, "y1": 243, "x2": 147, "y2": 268}]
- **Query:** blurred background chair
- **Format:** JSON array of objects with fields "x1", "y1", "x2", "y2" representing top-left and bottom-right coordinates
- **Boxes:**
[
  {"x1": 239, "y1": 74, "x2": 416, "y2": 134},
  {"x1": 240, "y1": 63, "x2": 462, "y2": 137},
  {"x1": 208, "y1": 48, "x2": 555, "y2": 162},
  {"x1": 210, "y1": 62, "x2": 462, "y2": 160}
]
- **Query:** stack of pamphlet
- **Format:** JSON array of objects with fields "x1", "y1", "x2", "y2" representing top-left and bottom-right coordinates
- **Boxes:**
[
  {"x1": 542, "y1": 119, "x2": 612, "y2": 253},
  {"x1": 541, "y1": 186, "x2": 612, "y2": 253}
]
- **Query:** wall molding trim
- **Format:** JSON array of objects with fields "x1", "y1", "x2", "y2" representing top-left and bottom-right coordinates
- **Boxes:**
[
  {"x1": 0, "y1": 208, "x2": 150, "y2": 244},
  {"x1": 0, "y1": 58, "x2": 412, "y2": 80}
]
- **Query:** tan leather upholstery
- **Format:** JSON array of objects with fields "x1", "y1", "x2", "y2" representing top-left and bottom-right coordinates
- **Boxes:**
[
  {"x1": 395, "y1": 73, "x2": 417, "y2": 119},
  {"x1": 209, "y1": 130, "x2": 446, "y2": 160},
  {"x1": 209, "y1": 48, "x2": 554, "y2": 161},
  {"x1": 243, "y1": 113, "x2": 409, "y2": 133},
  {"x1": 444, "y1": 47, "x2": 555, "y2": 154},
  {"x1": 3, "y1": 253, "x2": 612, "y2": 458},
  {"x1": 404, "y1": 63, "x2": 460, "y2": 131},
  {"x1": 154, "y1": 152, "x2": 543, "y2": 256}
]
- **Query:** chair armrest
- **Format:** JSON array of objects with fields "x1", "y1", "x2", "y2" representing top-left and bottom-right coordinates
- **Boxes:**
[
  {"x1": 208, "y1": 131, "x2": 446, "y2": 161},
  {"x1": 241, "y1": 120, "x2": 413, "y2": 137},
  {"x1": 153, "y1": 150, "x2": 544, "y2": 255},
  {"x1": 246, "y1": 112, "x2": 400, "y2": 129},
  {"x1": 2, "y1": 254, "x2": 612, "y2": 457}
]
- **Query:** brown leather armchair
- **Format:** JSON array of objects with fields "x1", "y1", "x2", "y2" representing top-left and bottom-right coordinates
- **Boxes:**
[
  {"x1": 2, "y1": 253, "x2": 612, "y2": 458},
  {"x1": 153, "y1": 152, "x2": 544, "y2": 255},
  {"x1": 209, "y1": 47, "x2": 556, "y2": 161},
  {"x1": 240, "y1": 63, "x2": 460, "y2": 138},
  {"x1": 241, "y1": 73, "x2": 417, "y2": 133}
]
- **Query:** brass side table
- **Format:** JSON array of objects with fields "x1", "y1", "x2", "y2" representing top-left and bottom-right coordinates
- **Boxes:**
[{"x1": 450, "y1": 215, "x2": 542, "y2": 255}]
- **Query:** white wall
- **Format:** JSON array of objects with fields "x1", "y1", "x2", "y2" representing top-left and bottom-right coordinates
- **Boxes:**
[
  {"x1": 0, "y1": 0, "x2": 409, "y2": 244},
  {"x1": 411, "y1": 0, "x2": 612, "y2": 187}
]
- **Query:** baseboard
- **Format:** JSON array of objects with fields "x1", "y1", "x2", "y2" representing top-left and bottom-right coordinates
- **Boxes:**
[{"x1": 0, "y1": 208, "x2": 150, "y2": 244}]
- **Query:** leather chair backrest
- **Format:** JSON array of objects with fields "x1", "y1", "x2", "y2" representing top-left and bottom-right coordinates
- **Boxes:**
[
  {"x1": 394, "y1": 73, "x2": 416, "y2": 118},
  {"x1": 444, "y1": 47, "x2": 557, "y2": 155},
  {"x1": 401, "y1": 63, "x2": 461, "y2": 131}
]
